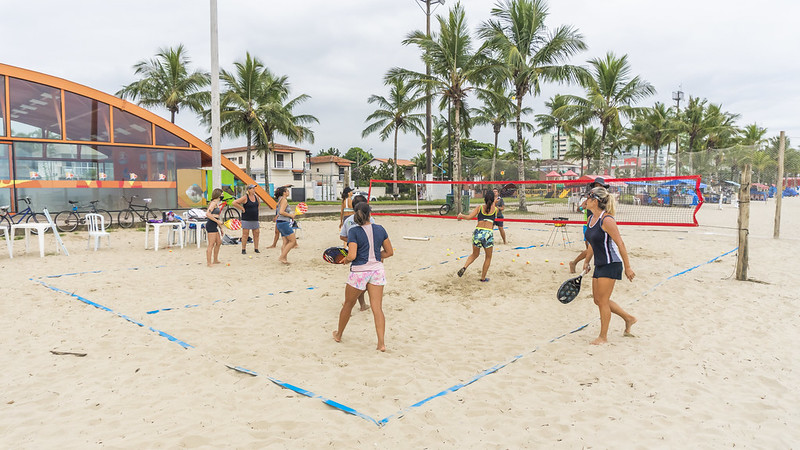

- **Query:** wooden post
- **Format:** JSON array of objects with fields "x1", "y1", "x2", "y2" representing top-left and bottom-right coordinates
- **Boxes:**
[
  {"x1": 774, "y1": 131, "x2": 785, "y2": 239},
  {"x1": 736, "y1": 164, "x2": 751, "y2": 280}
]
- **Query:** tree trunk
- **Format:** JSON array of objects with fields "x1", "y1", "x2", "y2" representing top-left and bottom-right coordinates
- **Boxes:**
[
  {"x1": 263, "y1": 142, "x2": 271, "y2": 192},
  {"x1": 453, "y1": 101, "x2": 463, "y2": 215},
  {"x1": 516, "y1": 96, "x2": 526, "y2": 212},
  {"x1": 491, "y1": 128, "x2": 499, "y2": 181},
  {"x1": 580, "y1": 125, "x2": 585, "y2": 176},
  {"x1": 393, "y1": 127, "x2": 399, "y2": 198},
  {"x1": 245, "y1": 129, "x2": 252, "y2": 177}
]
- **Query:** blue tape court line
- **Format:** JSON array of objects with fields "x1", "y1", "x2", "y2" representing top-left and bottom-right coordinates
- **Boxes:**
[
  {"x1": 33, "y1": 246, "x2": 738, "y2": 428},
  {"x1": 34, "y1": 279, "x2": 194, "y2": 349},
  {"x1": 146, "y1": 287, "x2": 317, "y2": 315}
]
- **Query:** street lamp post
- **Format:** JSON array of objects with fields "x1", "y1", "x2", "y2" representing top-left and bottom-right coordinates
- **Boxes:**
[
  {"x1": 672, "y1": 89, "x2": 684, "y2": 176},
  {"x1": 414, "y1": 0, "x2": 445, "y2": 179}
]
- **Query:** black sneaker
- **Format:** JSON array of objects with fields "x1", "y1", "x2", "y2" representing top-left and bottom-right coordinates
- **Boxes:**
[
  {"x1": 242, "y1": 249, "x2": 246, "y2": 255},
  {"x1": 254, "y1": 249, "x2": 260, "y2": 253}
]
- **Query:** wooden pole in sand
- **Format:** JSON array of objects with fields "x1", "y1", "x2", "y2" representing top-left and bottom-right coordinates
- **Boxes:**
[
  {"x1": 736, "y1": 164, "x2": 751, "y2": 280},
  {"x1": 773, "y1": 131, "x2": 785, "y2": 239}
]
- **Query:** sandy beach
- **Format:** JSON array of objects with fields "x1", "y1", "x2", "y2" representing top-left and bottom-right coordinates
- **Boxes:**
[{"x1": 2, "y1": 198, "x2": 798, "y2": 448}]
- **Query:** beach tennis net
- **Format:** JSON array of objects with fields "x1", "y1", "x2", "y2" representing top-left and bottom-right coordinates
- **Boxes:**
[{"x1": 367, "y1": 176, "x2": 704, "y2": 227}]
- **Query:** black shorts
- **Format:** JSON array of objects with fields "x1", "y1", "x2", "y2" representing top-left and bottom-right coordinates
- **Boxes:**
[
  {"x1": 593, "y1": 262, "x2": 622, "y2": 280},
  {"x1": 495, "y1": 217, "x2": 504, "y2": 228},
  {"x1": 206, "y1": 220, "x2": 219, "y2": 233}
]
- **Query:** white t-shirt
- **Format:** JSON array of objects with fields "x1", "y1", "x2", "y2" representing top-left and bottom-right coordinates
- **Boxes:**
[{"x1": 340, "y1": 215, "x2": 375, "y2": 238}]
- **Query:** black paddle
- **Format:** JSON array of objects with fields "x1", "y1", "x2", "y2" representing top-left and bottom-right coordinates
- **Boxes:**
[{"x1": 557, "y1": 268, "x2": 590, "y2": 304}]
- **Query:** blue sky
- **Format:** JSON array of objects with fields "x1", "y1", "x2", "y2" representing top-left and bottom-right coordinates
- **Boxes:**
[{"x1": 2, "y1": 0, "x2": 797, "y2": 159}]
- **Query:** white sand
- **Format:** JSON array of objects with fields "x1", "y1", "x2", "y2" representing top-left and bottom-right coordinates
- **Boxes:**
[{"x1": 2, "y1": 199, "x2": 798, "y2": 448}]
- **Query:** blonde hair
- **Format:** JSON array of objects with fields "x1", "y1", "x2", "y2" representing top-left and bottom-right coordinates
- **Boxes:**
[{"x1": 590, "y1": 186, "x2": 616, "y2": 216}]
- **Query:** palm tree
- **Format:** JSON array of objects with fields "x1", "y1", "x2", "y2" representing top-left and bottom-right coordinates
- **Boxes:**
[
  {"x1": 362, "y1": 78, "x2": 426, "y2": 197},
  {"x1": 389, "y1": 2, "x2": 499, "y2": 213},
  {"x1": 480, "y1": 0, "x2": 587, "y2": 211},
  {"x1": 564, "y1": 52, "x2": 654, "y2": 169},
  {"x1": 564, "y1": 126, "x2": 600, "y2": 174},
  {"x1": 637, "y1": 102, "x2": 671, "y2": 176},
  {"x1": 214, "y1": 54, "x2": 277, "y2": 177},
  {"x1": 117, "y1": 44, "x2": 209, "y2": 123},
  {"x1": 471, "y1": 83, "x2": 527, "y2": 180},
  {"x1": 535, "y1": 94, "x2": 576, "y2": 163}
]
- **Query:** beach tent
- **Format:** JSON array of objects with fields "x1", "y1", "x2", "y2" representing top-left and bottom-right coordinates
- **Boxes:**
[
  {"x1": 545, "y1": 170, "x2": 561, "y2": 178},
  {"x1": 724, "y1": 180, "x2": 740, "y2": 187},
  {"x1": 563, "y1": 169, "x2": 578, "y2": 177}
]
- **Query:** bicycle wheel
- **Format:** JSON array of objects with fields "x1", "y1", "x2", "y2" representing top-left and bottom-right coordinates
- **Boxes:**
[
  {"x1": 94, "y1": 209, "x2": 113, "y2": 229},
  {"x1": 26, "y1": 213, "x2": 44, "y2": 234},
  {"x1": 118, "y1": 209, "x2": 135, "y2": 228},
  {"x1": 146, "y1": 208, "x2": 162, "y2": 223},
  {"x1": 55, "y1": 211, "x2": 80, "y2": 232},
  {"x1": 223, "y1": 207, "x2": 240, "y2": 222},
  {"x1": 439, "y1": 204, "x2": 451, "y2": 216},
  {"x1": 0, "y1": 216, "x2": 10, "y2": 234}
]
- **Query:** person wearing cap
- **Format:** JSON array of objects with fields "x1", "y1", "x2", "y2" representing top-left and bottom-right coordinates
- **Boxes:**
[
  {"x1": 569, "y1": 178, "x2": 608, "y2": 273},
  {"x1": 232, "y1": 184, "x2": 261, "y2": 254}
]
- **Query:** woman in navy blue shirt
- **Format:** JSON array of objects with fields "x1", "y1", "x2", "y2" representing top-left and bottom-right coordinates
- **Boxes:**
[
  {"x1": 333, "y1": 202, "x2": 394, "y2": 351},
  {"x1": 582, "y1": 186, "x2": 637, "y2": 344}
]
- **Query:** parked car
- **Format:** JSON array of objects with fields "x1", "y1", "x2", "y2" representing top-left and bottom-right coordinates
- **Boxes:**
[{"x1": 353, "y1": 190, "x2": 378, "y2": 202}]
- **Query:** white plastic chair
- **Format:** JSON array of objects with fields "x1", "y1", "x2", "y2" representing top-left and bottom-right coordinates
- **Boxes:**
[{"x1": 86, "y1": 213, "x2": 110, "y2": 251}]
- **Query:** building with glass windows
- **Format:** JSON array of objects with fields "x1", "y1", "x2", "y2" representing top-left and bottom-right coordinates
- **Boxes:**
[{"x1": 0, "y1": 63, "x2": 263, "y2": 213}]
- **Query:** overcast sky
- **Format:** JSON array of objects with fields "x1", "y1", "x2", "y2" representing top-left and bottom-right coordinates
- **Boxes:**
[{"x1": 2, "y1": 0, "x2": 798, "y2": 160}]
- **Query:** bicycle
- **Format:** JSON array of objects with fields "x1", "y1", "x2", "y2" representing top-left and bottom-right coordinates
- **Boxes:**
[
  {"x1": 0, "y1": 197, "x2": 46, "y2": 234},
  {"x1": 117, "y1": 195, "x2": 162, "y2": 228},
  {"x1": 220, "y1": 193, "x2": 241, "y2": 222},
  {"x1": 54, "y1": 200, "x2": 113, "y2": 232}
]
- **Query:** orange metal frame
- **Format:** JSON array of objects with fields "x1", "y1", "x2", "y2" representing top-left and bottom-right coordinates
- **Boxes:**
[{"x1": 0, "y1": 63, "x2": 275, "y2": 208}]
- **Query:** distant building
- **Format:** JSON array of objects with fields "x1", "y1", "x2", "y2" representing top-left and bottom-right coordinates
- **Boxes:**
[
  {"x1": 308, "y1": 155, "x2": 353, "y2": 200},
  {"x1": 540, "y1": 132, "x2": 576, "y2": 161},
  {"x1": 222, "y1": 143, "x2": 311, "y2": 198},
  {"x1": 368, "y1": 158, "x2": 417, "y2": 180}
]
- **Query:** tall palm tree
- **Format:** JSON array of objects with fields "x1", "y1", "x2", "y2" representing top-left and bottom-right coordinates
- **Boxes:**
[
  {"x1": 211, "y1": 53, "x2": 275, "y2": 177},
  {"x1": 564, "y1": 126, "x2": 600, "y2": 174},
  {"x1": 564, "y1": 52, "x2": 655, "y2": 169},
  {"x1": 255, "y1": 88, "x2": 317, "y2": 190},
  {"x1": 480, "y1": 0, "x2": 587, "y2": 211},
  {"x1": 362, "y1": 78, "x2": 426, "y2": 197},
  {"x1": 637, "y1": 102, "x2": 671, "y2": 176},
  {"x1": 535, "y1": 94, "x2": 575, "y2": 162},
  {"x1": 117, "y1": 44, "x2": 210, "y2": 123},
  {"x1": 740, "y1": 123, "x2": 767, "y2": 149},
  {"x1": 471, "y1": 83, "x2": 529, "y2": 180},
  {"x1": 389, "y1": 2, "x2": 499, "y2": 213}
]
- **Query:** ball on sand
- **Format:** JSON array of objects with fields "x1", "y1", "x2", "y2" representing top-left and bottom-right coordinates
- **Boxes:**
[
  {"x1": 512, "y1": 259, "x2": 516, "y2": 262},
  {"x1": 545, "y1": 259, "x2": 549, "y2": 262},
  {"x1": 526, "y1": 261, "x2": 530, "y2": 264}
]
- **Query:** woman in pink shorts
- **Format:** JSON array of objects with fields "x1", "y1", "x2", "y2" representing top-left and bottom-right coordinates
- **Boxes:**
[{"x1": 333, "y1": 202, "x2": 394, "y2": 351}]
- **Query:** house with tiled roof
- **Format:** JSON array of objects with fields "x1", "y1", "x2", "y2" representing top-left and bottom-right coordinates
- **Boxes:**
[
  {"x1": 308, "y1": 155, "x2": 353, "y2": 200},
  {"x1": 368, "y1": 158, "x2": 417, "y2": 180},
  {"x1": 222, "y1": 143, "x2": 311, "y2": 199}
]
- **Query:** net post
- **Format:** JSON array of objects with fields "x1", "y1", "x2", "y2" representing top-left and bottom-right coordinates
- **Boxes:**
[
  {"x1": 774, "y1": 131, "x2": 785, "y2": 239},
  {"x1": 736, "y1": 165, "x2": 751, "y2": 281}
]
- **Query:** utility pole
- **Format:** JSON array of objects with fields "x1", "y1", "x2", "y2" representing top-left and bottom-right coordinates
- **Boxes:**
[
  {"x1": 414, "y1": 0, "x2": 445, "y2": 179},
  {"x1": 672, "y1": 89, "x2": 684, "y2": 176},
  {"x1": 210, "y1": 0, "x2": 222, "y2": 191}
]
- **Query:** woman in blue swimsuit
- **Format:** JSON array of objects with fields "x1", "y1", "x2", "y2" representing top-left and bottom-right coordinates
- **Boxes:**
[
  {"x1": 456, "y1": 190, "x2": 496, "y2": 282},
  {"x1": 582, "y1": 186, "x2": 637, "y2": 344}
]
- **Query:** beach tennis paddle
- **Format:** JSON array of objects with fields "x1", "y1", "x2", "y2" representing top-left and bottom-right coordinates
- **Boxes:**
[
  {"x1": 557, "y1": 268, "x2": 590, "y2": 304},
  {"x1": 224, "y1": 218, "x2": 241, "y2": 230},
  {"x1": 322, "y1": 246, "x2": 348, "y2": 264},
  {"x1": 295, "y1": 202, "x2": 308, "y2": 215}
]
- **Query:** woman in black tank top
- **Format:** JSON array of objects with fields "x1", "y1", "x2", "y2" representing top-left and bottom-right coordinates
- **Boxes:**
[
  {"x1": 233, "y1": 184, "x2": 261, "y2": 254},
  {"x1": 205, "y1": 188, "x2": 225, "y2": 267}
]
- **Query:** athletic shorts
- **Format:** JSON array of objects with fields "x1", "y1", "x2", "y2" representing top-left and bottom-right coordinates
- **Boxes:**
[
  {"x1": 276, "y1": 221, "x2": 294, "y2": 237},
  {"x1": 593, "y1": 262, "x2": 623, "y2": 280},
  {"x1": 347, "y1": 267, "x2": 386, "y2": 290},
  {"x1": 206, "y1": 220, "x2": 219, "y2": 234},
  {"x1": 241, "y1": 220, "x2": 259, "y2": 230},
  {"x1": 495, "y1": 218, "x2": 504, "y2": 228},
  {"x1": 472, "y1": 228, "x2": 494, "y2": 248}
]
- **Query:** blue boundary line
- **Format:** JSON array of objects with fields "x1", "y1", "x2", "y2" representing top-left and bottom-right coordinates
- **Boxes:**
[
  {"x1": 145, "y1": 287, "x2": 317, "y2": 315},
  {"x1": 33, "y1": 279, "x2": 194, "y2": 349},
  {"x1": 33, "y1": 244, "x2": 738, "y2": 428}
]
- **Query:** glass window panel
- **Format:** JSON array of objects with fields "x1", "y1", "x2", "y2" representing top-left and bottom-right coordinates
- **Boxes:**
[
  {"x1": 80, "y1": 145, "x2": 112, "y2": 162},
  {"x1": 64, "y1": 91, "x2": 110, "y2": 142},
  {"x1": 0, "y1": 143, "x2": 10, "y2": 179},
  {"x1": 103, "y1": 145, "x2": 149, "y2": 181},
  {"x1": 8, "y1": 77, "x2": 62, "y2": 139},
  {"x1": 0, "y1": 76, "x2": 5, "y2": 136},
  {"x1": 14, "y1": 141, "x2": 44, "y2": 158},
  {"x1": 113, "y1": 107, "x2": 152, "y2": 145},
  {"x1": 174, "y1": 149, "x2": 201, "y2": 170},
  {"x1": 46, "y1": 142, "x2": 79, "y2": 159},
  {"x1": 154, "y1": 125, "x2": 188, "y2": 147}
]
